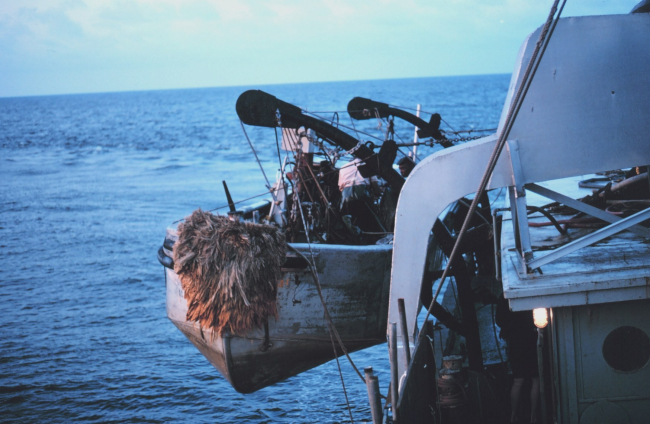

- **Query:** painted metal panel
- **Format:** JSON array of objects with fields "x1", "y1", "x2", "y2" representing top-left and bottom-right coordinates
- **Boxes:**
[
  {"x1": 574, "y1": 300, "x2": 650, "y2": 401},
  {"x1": 389, "y1": 13, "x2": 650, "y2": 376},
  {"x1": 558, "y1": 307, "x2": 580, "y2": 423},
  {"x1": 166, "y1": 243, "x2": 393, "y2": 393},
  {"x1": 388, "y1": 134, "x2": 513, "y2": 375},
  {"x1": 498, "y1": 14, "x2": 650, "y2": 183},
  {"x1": 551, "y1": 302, "x2": 650, "y2": 424}
]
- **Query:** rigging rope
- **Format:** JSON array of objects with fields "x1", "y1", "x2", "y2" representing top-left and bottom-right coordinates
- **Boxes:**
[
  {"x1": 202, "y1": 104, "x2": 495, "y2": 222},
  {"x1": 173, "y1": 155, "x2": 377, "y2": 223},
  {"x1": 283, "y1": 139, "x2": 384, "y2": 417},
  {"x1": 329, "y1": 323, "x2": 355, "y2": 424},
  {"x1": 290, "y1": 189, "x2": 361, "y2": 422},
  {"x1": 456, "y1": 198, "x2": 492, "y2": 227},
  {"x1": 287, "y1": 245, "x2": 368, "y2": 385},
  {"x1": 303, "y1": 110, "x2": 386, "y2": 143},
  {"x1": 184, "y1": 111, "x2": 492, "y2": 224},
  {"x1": 447, "y1": 128, "x2": 497, "y2": 135},
  {"x1": 348, "y1": 115, "x2": 362, "y2": 141},
  {"x1": 273, "y1": 127, "x2": 283, "y2": 171},
  {"x1": 290, "y1": 167, "x2": 356, "y2": 422},
  {"x1": 373, "y1": 108, "x2": 387, "y2": 139},
  {"x1": 240, "y1": 119, "x2": 273, "y2": 192},
  {"x1": 440, "y1": 117, "x2": 457, "y2": 133},
  {"x1": 422, "y1": 0, "x2": 567, "y2": 326},
  {"x1": 305, "y1": 107, "x2": 496, "y2": 135},
  {"x1": 289, "y1": 171, "x2": 369, "y2": 385}
]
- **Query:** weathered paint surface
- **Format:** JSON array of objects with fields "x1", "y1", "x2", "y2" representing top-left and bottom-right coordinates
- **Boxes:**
[
  {"x1": 551, "y1": 299, "x2": 650, "y2": 424},
  {"x1": 501, "y1": 176, "x2": 650, "y2": 311},
  {"x1": 389, "y1": 13, "x2": 650, "y2": 378},
  {"x1": 166, "y1": 243, "x2": 392, "y2": 393}
]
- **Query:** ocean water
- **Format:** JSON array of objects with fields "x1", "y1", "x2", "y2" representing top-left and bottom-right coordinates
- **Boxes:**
[{"x1": 0, "y1": 75, "x2": 509, "y2": 423}]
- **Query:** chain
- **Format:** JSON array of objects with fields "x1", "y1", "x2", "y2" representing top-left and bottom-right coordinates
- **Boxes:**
[
  {"x1": 343, "y1": 141, "x2": 364, "y2": 157},
  {"x1": 311, "y1": 137, "x2": 344, "y2": 165},
  {"x1": 399, "y1": 135, "x2": 485, "y2": 149},
  {"x1": 319, "y1": 140, "x2": 364, "y2": 165},
  {"x1": 275, "y1": 108, "x2": 282, "y2": 127},
  {"x1": 443, "y1": 135, "x2": 485, "y2": 144}
]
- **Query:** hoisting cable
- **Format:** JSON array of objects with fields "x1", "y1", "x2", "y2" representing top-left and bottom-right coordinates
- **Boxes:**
[
  {"x1": 330, "y1": 111, "x2": 340, "y2": 128},
  {"x1": 303, "y1": 110, "x2": 386, "y2": 143},
  {"x1": 283, "y1": 153, "x2": 356, "y2": 417},
  {"x1": 349, "y1": 115, "x2": 362, "y2": 141},
  {"x1": 307, "y1": 105, "x2": 497, "y2": 136},
  {"x1": 456, "y1": 198, "x2": 493, "y2": 227},
  {"x1": 290, "y1": 187, "x2": 358, "y2": 422},
  {"x1": 240, "y1": 120, "x2": 275, "y2": 197},
  {"x1": 329, "y1": 324, "x2": 355, "y2": 424},
  {"x1": 374, "y1": 108, "x2": 388, "y2": 140},
  {"x1": 288, "y1": 162, "x2": 372, "y2": 389},
  {"x1": 286, "y1": 246, "x2": 368, "y2": 384},
  {"x1": 286, "y1": 244, "x2": 369, "y2": 386},
  {"x1": 177, "y1": 155, "x2": 377, "y2": 222},
  {"x1": 273, "y1": 127, "x2": 284, "y2": 171},
  {"x1": 171, "y1": 189, "x2": 278, "y2": 224},
  {"x1": 385, "y1": 104, "x2": 438, "y2": 117},
  {"x1": 391, "y1": 131, "x2": 414, "y2": 160},
  {"x1": 305, "y1": 108, "x2": 485, "y2": 151},
  {"x1": 304, "y1": 162, "x2": 342, "y2": 218},
  {"x1": 440, "y1": 117, "x2": 457, "y2": 133},
  {"x1": 422, "y1": 0, "x2": 567, "y2": 326},
  {"x1": 290, "y1": 189, "x2": 355, "y2": 422}
]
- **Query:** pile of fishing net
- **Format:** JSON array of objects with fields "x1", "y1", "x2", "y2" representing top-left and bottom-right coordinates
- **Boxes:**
[{"x1": 173, "y1": 209, "x2": 286, "y2": 336}]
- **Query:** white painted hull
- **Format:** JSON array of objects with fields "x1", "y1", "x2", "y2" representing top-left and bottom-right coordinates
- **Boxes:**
[{"x1": 165, "y1": 243, "x2": 392, "y2": 393}]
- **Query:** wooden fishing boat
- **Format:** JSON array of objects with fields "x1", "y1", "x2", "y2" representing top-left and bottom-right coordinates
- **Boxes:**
[
  {"x1": 161, "y1": 229, "x2": 392, "y2": 393},
  {"x1": 157, "y1": 91, "x2": 456, "y2": 393}
]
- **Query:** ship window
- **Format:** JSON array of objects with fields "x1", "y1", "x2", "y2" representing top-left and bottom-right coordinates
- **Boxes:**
[{"x1": 602, "y1": 326, "x2": 650, "y2": 373}]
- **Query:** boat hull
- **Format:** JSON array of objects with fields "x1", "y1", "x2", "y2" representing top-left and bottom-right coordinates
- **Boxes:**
[{"x1": 165, "y1": 243, "x2": 393, "y2": 393}]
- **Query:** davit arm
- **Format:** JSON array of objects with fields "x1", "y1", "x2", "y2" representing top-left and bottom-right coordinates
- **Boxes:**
[{"x1": 388, "y1": 134, "x2": 513, "y2": 375}]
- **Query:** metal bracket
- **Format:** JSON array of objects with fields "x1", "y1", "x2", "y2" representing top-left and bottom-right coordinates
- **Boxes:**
[
  {"x1": 527, "y1": 206, "x2": 650, "y2": 270},
  {"x1": 507, "y1": 140, "x2": 534, "y2": 268},
  {"x1": 526, "y1": 183, "x2": 650, "y2": 238}
]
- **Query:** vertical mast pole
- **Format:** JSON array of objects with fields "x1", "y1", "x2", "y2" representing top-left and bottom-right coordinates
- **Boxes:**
[{"x1": 412, "y1": 104, "x2": 421, "y2": 162}]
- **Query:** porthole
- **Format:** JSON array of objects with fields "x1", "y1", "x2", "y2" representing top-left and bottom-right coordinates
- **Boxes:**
[{"x1": 602, "y1": 326, "x2": 650, "y2": 373}]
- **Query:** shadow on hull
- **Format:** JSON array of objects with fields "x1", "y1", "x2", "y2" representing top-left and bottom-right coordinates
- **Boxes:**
[{"x1": 165, "y1": 243, "x2": 392, "y2": 393}]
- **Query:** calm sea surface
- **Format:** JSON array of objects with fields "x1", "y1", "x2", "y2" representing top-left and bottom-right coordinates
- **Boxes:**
[{"x1": 0, "y1": 75, "x2": 509, "y2": 423}]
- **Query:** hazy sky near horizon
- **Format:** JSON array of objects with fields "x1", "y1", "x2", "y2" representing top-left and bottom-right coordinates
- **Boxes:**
[{"x1": 0, "y1": 0, "x2": 641, "y2": 97}]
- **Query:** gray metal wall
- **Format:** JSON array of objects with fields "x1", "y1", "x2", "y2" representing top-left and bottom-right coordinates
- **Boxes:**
[{"x1": 552, "y1": 299, "x2": 650, "y2": 423}]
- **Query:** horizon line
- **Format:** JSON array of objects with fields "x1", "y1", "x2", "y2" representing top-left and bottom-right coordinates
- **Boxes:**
[{"x1": 0, "y1": 72, "x2": 511, "y2": 100}]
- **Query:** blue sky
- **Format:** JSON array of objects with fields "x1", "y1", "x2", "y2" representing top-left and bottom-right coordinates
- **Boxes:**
[{"x1": 0, "y1": 0, "x2": 641, "y2": 97}]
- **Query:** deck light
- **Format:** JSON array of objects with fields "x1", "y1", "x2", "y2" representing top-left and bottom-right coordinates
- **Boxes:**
[{"x1": 533, "y1": 308, "x2": 548, "y2": 329}]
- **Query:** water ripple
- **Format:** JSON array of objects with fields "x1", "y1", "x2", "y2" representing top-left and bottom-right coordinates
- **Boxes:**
[{"x1": 0, "y1": 76, "x2": 509, "y2": 422}]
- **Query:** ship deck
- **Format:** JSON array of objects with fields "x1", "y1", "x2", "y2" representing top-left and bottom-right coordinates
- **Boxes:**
[{"x1": 500, "y1": 176, "x2": 650, "y2": 311}]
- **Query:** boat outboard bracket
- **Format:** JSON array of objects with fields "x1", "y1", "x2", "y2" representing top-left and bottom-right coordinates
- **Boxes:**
[
  {"x1": 236, "y1": 90, "x2": 405, "y2": 191},
  {"x1": 347, "y1": 97, "x2": 446, "y2": 141}
]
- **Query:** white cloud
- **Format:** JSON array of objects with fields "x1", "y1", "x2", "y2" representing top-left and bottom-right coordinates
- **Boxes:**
[{"x1": 0, "y1": 0, "x2": 642, "y2": 96}]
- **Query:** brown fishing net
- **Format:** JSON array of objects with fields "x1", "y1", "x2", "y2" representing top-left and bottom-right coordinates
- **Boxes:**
[{"x1": 173, "y1": 209, "x2": 286, "y2": 336}]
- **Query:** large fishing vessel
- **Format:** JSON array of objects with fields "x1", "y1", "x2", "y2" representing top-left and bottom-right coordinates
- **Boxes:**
[
  {"x1": 159, "y1": 2, "x2": 650, "y2": 422},
  {"x1": 389, "y1": 3, "x2": 650, "y2": 423}
]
